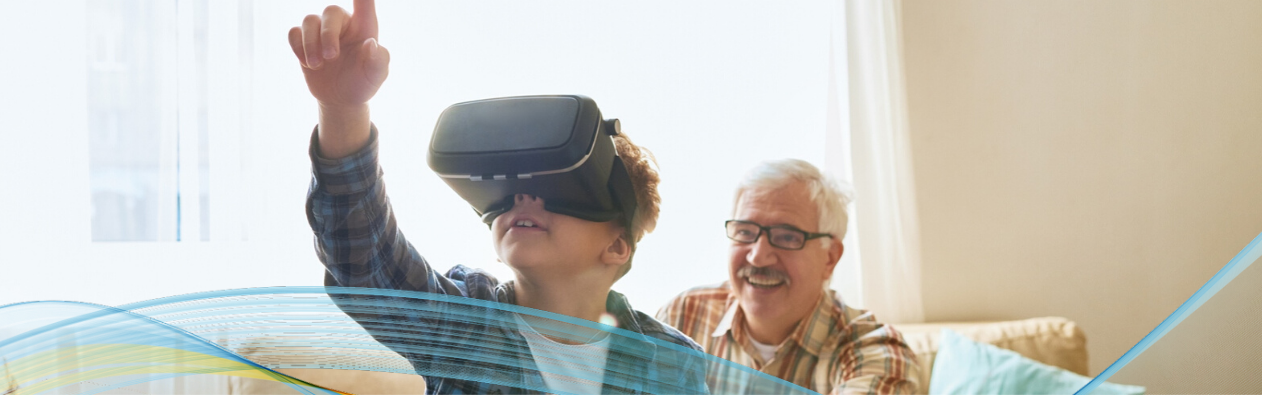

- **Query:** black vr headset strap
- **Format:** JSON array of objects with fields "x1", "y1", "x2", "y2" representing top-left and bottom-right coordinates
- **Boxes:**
[
  {"x1": 607, "y1": 155, "x2": 638, "y2": 232},
  {"x1": 604, "y1": 118, "x2": 638, "y2": 231}
]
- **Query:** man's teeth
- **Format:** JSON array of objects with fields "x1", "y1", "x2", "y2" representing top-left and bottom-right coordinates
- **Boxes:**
[
  {"x1": 515, "y1": 220, "x2": 536, "y2": 228},
  {"x1": 746, "y1": 276, "x2": 785, "y2": 287}
]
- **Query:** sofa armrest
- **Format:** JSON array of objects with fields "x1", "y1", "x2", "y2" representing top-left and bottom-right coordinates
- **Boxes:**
[{"x1": 226, "y1": 338, "x2": 426, "y2": 394}]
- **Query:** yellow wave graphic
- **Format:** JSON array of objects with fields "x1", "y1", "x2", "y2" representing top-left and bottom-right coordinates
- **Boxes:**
[{"x1": 4, "y1": 343, "x2": 350, "y2": 394}]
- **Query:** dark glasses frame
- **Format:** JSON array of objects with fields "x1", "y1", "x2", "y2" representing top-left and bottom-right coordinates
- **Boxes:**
[{"x1": 724, "y1": 220, "x2": 832, "y2": 250}]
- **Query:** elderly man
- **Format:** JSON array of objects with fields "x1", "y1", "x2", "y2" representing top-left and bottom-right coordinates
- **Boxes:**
[{"x1": 657, "y1": 159, "x2": 919, "y2": 395}]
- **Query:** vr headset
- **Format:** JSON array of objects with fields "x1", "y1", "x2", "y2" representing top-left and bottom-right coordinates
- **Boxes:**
[{"x1": 427, "y1": 95, "x2": 637, "y2": 228}]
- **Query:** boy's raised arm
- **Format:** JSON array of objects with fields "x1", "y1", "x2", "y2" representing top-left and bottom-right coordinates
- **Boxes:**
[
  {"x1": 287, "y1": 0, "x2": 389, "y2": 159},
  {"x1": 295, "y1": 1, "x2": 460, "y2": 296}
]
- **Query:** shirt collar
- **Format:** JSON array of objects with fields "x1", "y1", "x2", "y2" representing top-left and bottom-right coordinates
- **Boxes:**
[
  {"x1": 788, "y1": 292, "x2": 843, "y2": 356},
  {"x1": 711, "y1": 293, "x2": 741, "y2": 338}
]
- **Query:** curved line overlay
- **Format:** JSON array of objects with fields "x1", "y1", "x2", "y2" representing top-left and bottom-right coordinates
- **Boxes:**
[
  {"x1": 0, "y1": 287, "x2": 813, "y2": 395},
  {"x1": 1075, "y1": 231, "x2": 1262, "y2": 395}
]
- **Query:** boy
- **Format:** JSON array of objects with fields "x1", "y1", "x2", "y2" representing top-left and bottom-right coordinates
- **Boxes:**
[{"x1": 289, "y1": 1, "x2": 706, "y2": 393}]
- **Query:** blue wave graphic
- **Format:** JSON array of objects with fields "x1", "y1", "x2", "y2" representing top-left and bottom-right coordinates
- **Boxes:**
[
  {"x1": 0, "y1": 287, "x2": 812, "y2": 394},
  {"x1": 0, "y1": 299, "x2": 346, "y2": 394},
  {"x1": 1076, "y1": 230, "x2": 1262, "y2": 395}
]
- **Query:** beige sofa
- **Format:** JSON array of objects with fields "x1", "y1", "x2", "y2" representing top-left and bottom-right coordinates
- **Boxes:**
[
  {"x1": 225, "y1": 317, "x2": 1087, "y2": 394},
  {"x1": 894, "y1": 316, "x2": 1090, "y2": 394}
]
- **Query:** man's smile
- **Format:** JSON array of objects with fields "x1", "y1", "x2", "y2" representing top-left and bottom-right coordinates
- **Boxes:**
[{"x1": 737, "y1": 266, "x2": 791, "y2": 289}]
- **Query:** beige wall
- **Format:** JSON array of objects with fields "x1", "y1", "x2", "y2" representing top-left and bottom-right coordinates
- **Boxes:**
[{"x1": 900, "y1": 0, "x2": 1262, "y2": 392}]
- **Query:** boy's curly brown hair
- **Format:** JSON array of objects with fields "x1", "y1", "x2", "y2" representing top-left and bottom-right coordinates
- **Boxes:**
[{"x1": 612, "y1": 132, "x2": 660, "y2": 281}]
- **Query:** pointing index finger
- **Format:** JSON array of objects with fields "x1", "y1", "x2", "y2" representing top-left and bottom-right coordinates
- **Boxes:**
[{"x1": 353, "y1": 0, "x2": 378, "y2": 36}]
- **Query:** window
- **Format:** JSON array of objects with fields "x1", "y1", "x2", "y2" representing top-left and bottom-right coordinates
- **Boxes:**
[
  {"x1": 86, "y1": 0, "x2": 253, "y2": 242},
  {"x1": 7, "y1": 0, "x2": 849, "y2": 314}
]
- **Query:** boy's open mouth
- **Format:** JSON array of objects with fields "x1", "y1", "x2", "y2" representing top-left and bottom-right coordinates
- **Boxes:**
[{"x1": 508, "y1": 215, "x2": 547, "y2": 232}]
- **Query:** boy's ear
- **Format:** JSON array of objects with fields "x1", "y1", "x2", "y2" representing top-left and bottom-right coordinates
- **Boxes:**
[{"x1": 601, "y1": 234, "x2": 632, "y2": 267}]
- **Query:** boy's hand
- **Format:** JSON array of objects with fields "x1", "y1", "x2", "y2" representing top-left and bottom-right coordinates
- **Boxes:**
[{"x1": 288, "y1": 0, "x2": 389, "y2": 158}]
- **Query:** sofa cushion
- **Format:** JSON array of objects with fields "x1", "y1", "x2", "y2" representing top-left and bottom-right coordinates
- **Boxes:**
[
  {"x1": 929, "y1": 329, "x2": 1143, "y2": 395},
  {"x1": 893, "y1": 317, "x2": 1089, "y2": 394}
]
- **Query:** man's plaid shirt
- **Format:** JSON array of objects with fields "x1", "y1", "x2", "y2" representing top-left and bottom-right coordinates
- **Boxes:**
[
  {"x1": 305, "y1": 128, "x2": 707, "y2": 394},
  {"x1": 656, "y1": 283, "x2": 919, "y2": 395}
]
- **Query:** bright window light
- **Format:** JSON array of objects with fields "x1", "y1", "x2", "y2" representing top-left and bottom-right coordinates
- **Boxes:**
[{"x1": 1, "y1": 0, "x2": 847, "y2": 315}]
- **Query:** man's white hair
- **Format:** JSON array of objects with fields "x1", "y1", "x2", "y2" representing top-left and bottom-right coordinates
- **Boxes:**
[{"x1": 732, "y1": 159, "x2": 854, "y2": 247}]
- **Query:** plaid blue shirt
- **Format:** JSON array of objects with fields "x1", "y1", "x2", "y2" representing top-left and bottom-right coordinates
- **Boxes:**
[{"x1": 305, "y1": 127, "x2": 708, "y2": 394}]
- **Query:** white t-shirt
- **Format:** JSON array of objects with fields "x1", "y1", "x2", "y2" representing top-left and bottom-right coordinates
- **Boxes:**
[
  {"x1": 749, "y1": 336, "x2": 779, "y2": 364},
  {"x1": 515, "y1": 315, "x2": 612, "y2": 395}
]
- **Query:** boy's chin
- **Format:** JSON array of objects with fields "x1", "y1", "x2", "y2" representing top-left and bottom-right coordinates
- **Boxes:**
[
  {"x1": 500, "y1": 251, "x2": 554, "y2": 270},
  {"x1": 503, "y1": 255, "x2": 594, "y2": 280}
]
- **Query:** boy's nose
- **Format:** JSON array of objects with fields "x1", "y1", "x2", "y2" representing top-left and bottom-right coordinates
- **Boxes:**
[{"x1": 514, "y1": 193, "x2": 543, "y2": 206}]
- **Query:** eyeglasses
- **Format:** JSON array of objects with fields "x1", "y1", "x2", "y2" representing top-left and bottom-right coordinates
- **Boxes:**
[{"x1": 724, "y1": 220, "x2": 832, "y2": 250}]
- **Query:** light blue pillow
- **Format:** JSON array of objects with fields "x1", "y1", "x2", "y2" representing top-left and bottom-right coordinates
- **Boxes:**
[{"x1": 929, "y1": 329, "x2": 1145, "y2": 395}]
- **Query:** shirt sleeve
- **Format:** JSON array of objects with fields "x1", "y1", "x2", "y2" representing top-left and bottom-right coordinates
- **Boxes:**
[
  {"x1": 654, "y1": 297, "x2": 677, "y2": 324},
  {"x1": 305, "y1": 125, "x2": 464, "y2": 296},
  {"x1": 828, "y1": 318, "x2": 921, "y2": 395}
]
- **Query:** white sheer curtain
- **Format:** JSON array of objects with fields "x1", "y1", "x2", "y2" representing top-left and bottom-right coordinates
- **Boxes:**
[
  {"x1": 823, "y1": 1, "x2": 864, "y2": 309},
  {"x1": 840, "y1": 0, "x2": 925, "y2": 324}
]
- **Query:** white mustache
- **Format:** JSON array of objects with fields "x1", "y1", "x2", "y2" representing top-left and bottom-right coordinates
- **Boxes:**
[{"x1": 737, "y1": 266, "x2": 789, "y2": 284}]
